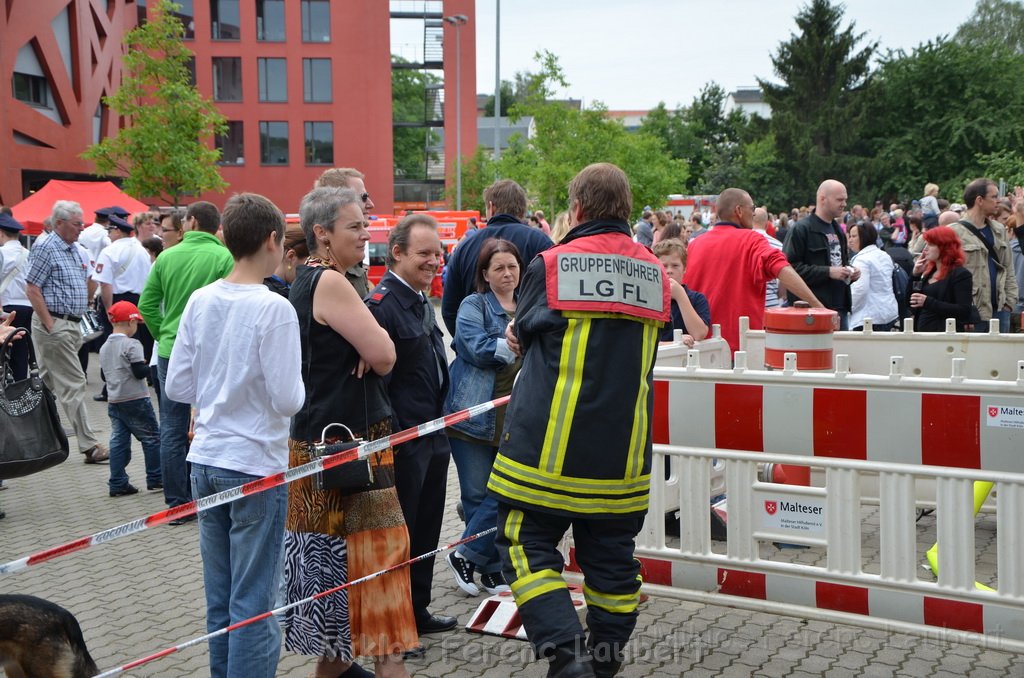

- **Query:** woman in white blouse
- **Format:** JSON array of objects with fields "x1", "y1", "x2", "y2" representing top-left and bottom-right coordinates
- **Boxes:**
[{"x1": 847, "y1": 221, "x2": 899, "y2": 331}]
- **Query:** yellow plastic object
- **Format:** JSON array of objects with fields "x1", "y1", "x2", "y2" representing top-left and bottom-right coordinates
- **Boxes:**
[{"x1": 924, "y1": 481, "x2": 996, "y2": 592}]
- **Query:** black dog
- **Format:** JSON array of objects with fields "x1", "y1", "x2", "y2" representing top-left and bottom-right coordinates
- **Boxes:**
[{"x1": 0, "y1": 595, "x2": 98, "y2": 678}]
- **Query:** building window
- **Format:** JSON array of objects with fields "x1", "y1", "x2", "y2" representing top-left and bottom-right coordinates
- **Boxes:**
[
  {"x1": 258, "y1": 58, "x2": 287, "y2": 103},
  {"x1": 216, "y1": 121, "x2": 244, "y2": 165},
  {"x1": 212, "y1": 57, "x2": 242, "y2": 102},
  {"x1": 12, "y1": 72, "x2": 49, "y2": 107},
  {"x1": 211, "y1": 0, "x2": 240, "y2": 40},
  {"x1": 303, "y1": 58, "x2": 331, "y2": 103},
  {"x1": 185, "y1": 56, "x2": 196, "y2": 87},
  {"x1": 259, "y1": 121, "x2": 289, "y2": 165},
  {"x1": 256, "y1": 0, "x2": 285, "y2": 41},
  {"x1": 171, "y1": 0, "x2": 194, "y2": 39},
  {"x1": 301, "y1": 0, "x2": 330, "y2": 42},
  {"x1": 304, "y1": 122, "x2": 333, "y2": 165}
]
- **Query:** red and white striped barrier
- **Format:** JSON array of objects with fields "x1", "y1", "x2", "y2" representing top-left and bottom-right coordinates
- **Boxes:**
[
  {"x1": 0, "y1": 396, "x2": 509, "y2": 575},
  {"x1": 637, "y1": 355, "x2": 1024, "y2": 649},
  {"x1": 464, "y1": 584, "x2": 587, "y2": 641},
  {"x1": 92, "y1": 528, "x2": 496, "y2": 677}
]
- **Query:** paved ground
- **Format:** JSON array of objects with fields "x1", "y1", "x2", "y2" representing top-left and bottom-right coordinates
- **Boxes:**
[{"x1": 2, "y1": 327, "x2": 1022, "y2": 676}]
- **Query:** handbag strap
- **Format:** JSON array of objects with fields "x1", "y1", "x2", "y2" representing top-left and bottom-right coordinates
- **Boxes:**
[
  {"x1": 957, "y1": 219, "x2": 999, "y2": 262},
  {"x1": 1, "y1": 327, "x2": 38, "y2": 387},
  {"x1": 0, "y1": 247, "x2": 29, "y2": 296},
  {"x1": 301, "y1": 266, "x2": 326, "y2": 442},
  {"x1": 114, "y1": 239, "x2": 139, "y2": 278}
]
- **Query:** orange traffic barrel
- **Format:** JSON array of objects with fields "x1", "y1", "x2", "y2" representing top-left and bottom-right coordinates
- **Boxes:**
[{"x1": 763, "y1": 302, "x2": 838, "y2": 371}]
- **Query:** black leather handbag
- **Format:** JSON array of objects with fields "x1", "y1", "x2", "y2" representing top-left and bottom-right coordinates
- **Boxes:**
[{"x1": 0, "y1": 328, "x2": 69, "y2": 479}]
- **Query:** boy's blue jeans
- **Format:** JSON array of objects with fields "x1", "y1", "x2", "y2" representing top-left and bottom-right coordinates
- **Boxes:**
[
  {"x1": 108, "y1": 397, "x2": 162, "y2": 492},
  {"x1": 191, "y1": 463, "x2": 286, "y2": 678}
]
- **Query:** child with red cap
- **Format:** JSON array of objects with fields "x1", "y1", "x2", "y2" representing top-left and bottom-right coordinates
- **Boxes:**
[{"x1": 98, "y1": 300, "x2": 162, "y2": 496}]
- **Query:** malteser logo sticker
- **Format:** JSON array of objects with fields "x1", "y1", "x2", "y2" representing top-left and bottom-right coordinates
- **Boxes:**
[
  {"x1": 757, "y1": 496, "x2": 825, "y2": 535},
  {"x1": 986, "y1": 405, "x2": 1024, "y2": 430}
]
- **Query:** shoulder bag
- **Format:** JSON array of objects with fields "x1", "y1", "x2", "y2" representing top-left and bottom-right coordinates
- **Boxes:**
[{"x1": 0, "y1": 328, "x2": 69, "y2": 479}]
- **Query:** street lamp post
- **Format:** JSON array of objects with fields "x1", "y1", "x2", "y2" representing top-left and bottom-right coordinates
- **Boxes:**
[
  {"x1": 444, "y1": 14, "x2": 468, "y2": 211},
  {"x1": 494, "y1": 0, "x2": 501, "y2": 162}
]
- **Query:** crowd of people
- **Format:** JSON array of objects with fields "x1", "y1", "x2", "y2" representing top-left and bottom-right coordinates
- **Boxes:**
[
  {"x1": 1, "y1": 167, "x2": 1023, "y2": 678},
  {"x1": 623, "y1": 178, "x2": 1024, "y2": 342}
]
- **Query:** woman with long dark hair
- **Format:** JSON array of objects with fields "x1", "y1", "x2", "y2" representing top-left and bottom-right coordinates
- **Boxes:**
[{"x1": 909, "y1": 225, "x2": 974, "y2": 331}]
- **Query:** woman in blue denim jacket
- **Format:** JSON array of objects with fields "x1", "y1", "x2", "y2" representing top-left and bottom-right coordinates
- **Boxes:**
[{"x1": 443, "y1": 238, "x2": 523, "y2": 596}]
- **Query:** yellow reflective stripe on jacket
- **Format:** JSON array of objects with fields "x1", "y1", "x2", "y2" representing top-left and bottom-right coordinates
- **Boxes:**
[
  {"x1": 488, "y1": 472, "x2": 650, "y2": 514},
  {"x1": 562, "y1": 311, "x2": 665, "y2": 325},
  {"x1": 503, "y1": 508, "x2": 530, "y2": 580},
  {"x1": 539, "y1": 317, "x2": 590, "y2": 475},
  {"x1": 511, "y1": 568, "x2": 567, "y2": 606},
  {"x1": 583, "y1": 583, "x2": 641, "y2": 614},
  {"x1": 492, "y1": 454, "x2": 650, "y2": 494},
  {"x1": 626, "y1": 321, "x2": 658, "y2": 478}
]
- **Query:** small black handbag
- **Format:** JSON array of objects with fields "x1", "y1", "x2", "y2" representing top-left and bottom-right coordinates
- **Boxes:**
[{"x1": 0, "y1": 328, "x2": 70, "y2": 480}]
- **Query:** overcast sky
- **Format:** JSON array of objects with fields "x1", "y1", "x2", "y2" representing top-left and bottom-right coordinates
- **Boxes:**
[{"x1": 392, "y1": 0, "x2": 977, "y2": 110}]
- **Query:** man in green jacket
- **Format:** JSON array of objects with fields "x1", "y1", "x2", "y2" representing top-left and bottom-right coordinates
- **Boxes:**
[{"x1": 139, "y1": 201, "x2": 233, "y2": 520}]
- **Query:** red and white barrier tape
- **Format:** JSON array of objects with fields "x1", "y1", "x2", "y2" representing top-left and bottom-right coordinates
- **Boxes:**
[
  {"x1": 92, "y1": 528, "x2": 497, "y2": 678},
  {"x1": 0, "y1": 396, "x2": 509, "y2": 575}
]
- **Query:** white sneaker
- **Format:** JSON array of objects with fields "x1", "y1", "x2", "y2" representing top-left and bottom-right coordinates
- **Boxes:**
[
  {"x1": 446, "y1": 551, "x2": 480, "y2": 596},
  {"x1": 480, "y1": 571, "x2": 511, "y2": 594}
]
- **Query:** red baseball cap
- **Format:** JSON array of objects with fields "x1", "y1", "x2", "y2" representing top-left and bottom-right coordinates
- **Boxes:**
[{"x1": 107, "y1": 301, "x2": 144, "y2": 323}]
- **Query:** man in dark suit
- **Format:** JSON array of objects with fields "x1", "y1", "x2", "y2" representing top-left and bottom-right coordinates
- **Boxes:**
[{"x1": 366, "y1": 213, "x2": 456, "y2": 642}]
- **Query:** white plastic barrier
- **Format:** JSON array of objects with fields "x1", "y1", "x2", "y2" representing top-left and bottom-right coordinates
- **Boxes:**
[
  {"x1": 638, "y1": 355, "x2": 1024, "y2": 649},
  {"x1": 740, "y1": 316, "x2": 1024, "y2": 381}
]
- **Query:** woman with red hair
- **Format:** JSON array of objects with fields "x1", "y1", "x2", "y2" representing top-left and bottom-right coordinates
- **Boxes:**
[{"x1": 909, "y1": 225, "x2": 975, "y2": 331}]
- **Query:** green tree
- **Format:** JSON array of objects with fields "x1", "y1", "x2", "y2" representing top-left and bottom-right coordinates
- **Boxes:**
[
  {"x1": 445, "y1": 145, "x2": 495, "y2": 213},
  {"x1": 639, "y1": 84, "x2": 753, "y2": 192},
  {"x1": 758, "y1": 0, "x2": 875, "y2": 201},
  {"x1": 82, "y1": 0, "x2": 225, "y2": 206},
  {"x1": 482, "y1": 80, "x2": 515, "y2": 117},
  {"x1": 957, "y1": 0, "x2": 1024, "y2": 54},
  {"x1": 392, "y1": 58, "x2": 442, "y2": 180},
  {"x1": 492, "y1": 52, "x2": 688, "y2": 217},
  {"x1": 858, "y1": 38, "x2": 1024, "y2": 202}
]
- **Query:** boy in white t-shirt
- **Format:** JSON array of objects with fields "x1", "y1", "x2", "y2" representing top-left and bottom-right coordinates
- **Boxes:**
[{"x1": 166, "y1": 193, "x2": 304, "y2": 678}]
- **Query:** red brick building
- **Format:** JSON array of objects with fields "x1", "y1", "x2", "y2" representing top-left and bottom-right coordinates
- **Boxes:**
[{"x1": 1, "y1": 0, "x2": 477, "y2": 215}]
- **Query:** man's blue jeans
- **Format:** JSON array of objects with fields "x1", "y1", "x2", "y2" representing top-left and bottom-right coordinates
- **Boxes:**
[
  {"x1": 108, "y1": 398, "x2": 162, "y2": 492},
  {"x1": 971, "y1": 310, "x2": 1011, "y2": 334},
  {"x1": 191, "y1": 463, "x2": 286, "y2": 678},
  {"x1": 158, "y1": 356, "x2": 192, "y2": 507},
  {"x1": 450, "y1": 436, "x2": 502, "y2": 574}
]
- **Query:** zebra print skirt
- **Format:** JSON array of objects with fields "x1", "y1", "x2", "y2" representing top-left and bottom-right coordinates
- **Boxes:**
[{"x1": 282, "y1": 531, "x2": 353, "y2": 660}]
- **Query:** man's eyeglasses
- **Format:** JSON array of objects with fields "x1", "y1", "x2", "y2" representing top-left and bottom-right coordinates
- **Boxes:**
[
  {"x1": 360, "y1": 192, "x2": 371, "y2": 203},
  {"x1": 161, "y1": 228, "x2": 179, "y2": 234}
]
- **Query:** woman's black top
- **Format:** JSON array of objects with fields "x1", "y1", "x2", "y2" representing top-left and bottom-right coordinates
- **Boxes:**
[
  {"x1": 912, "y1": 265, "x2": 974, "y2": 331},
  {"x1": 289, "y1": 264, "x2": 391, "y2": 440}
]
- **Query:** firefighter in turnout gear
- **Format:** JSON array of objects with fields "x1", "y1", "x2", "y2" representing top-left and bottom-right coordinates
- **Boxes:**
[{"x1": 487, "y1": 163, "x2": 671, "y2": 678}]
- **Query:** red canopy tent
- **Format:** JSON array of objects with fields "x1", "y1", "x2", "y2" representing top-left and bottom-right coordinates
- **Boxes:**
[{"x1": 10, "y1": 180, "x2": 151, "y2": 236}]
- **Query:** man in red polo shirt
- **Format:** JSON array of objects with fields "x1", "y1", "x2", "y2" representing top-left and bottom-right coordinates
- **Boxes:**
[{"x1": 686, "y1": 188, "x2": 823, "y2": 352}]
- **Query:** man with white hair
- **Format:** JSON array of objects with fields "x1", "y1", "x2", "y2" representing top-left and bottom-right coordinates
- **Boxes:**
[{"x1": 25, "y1": 200, "x2": 108, "y2": 463}]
